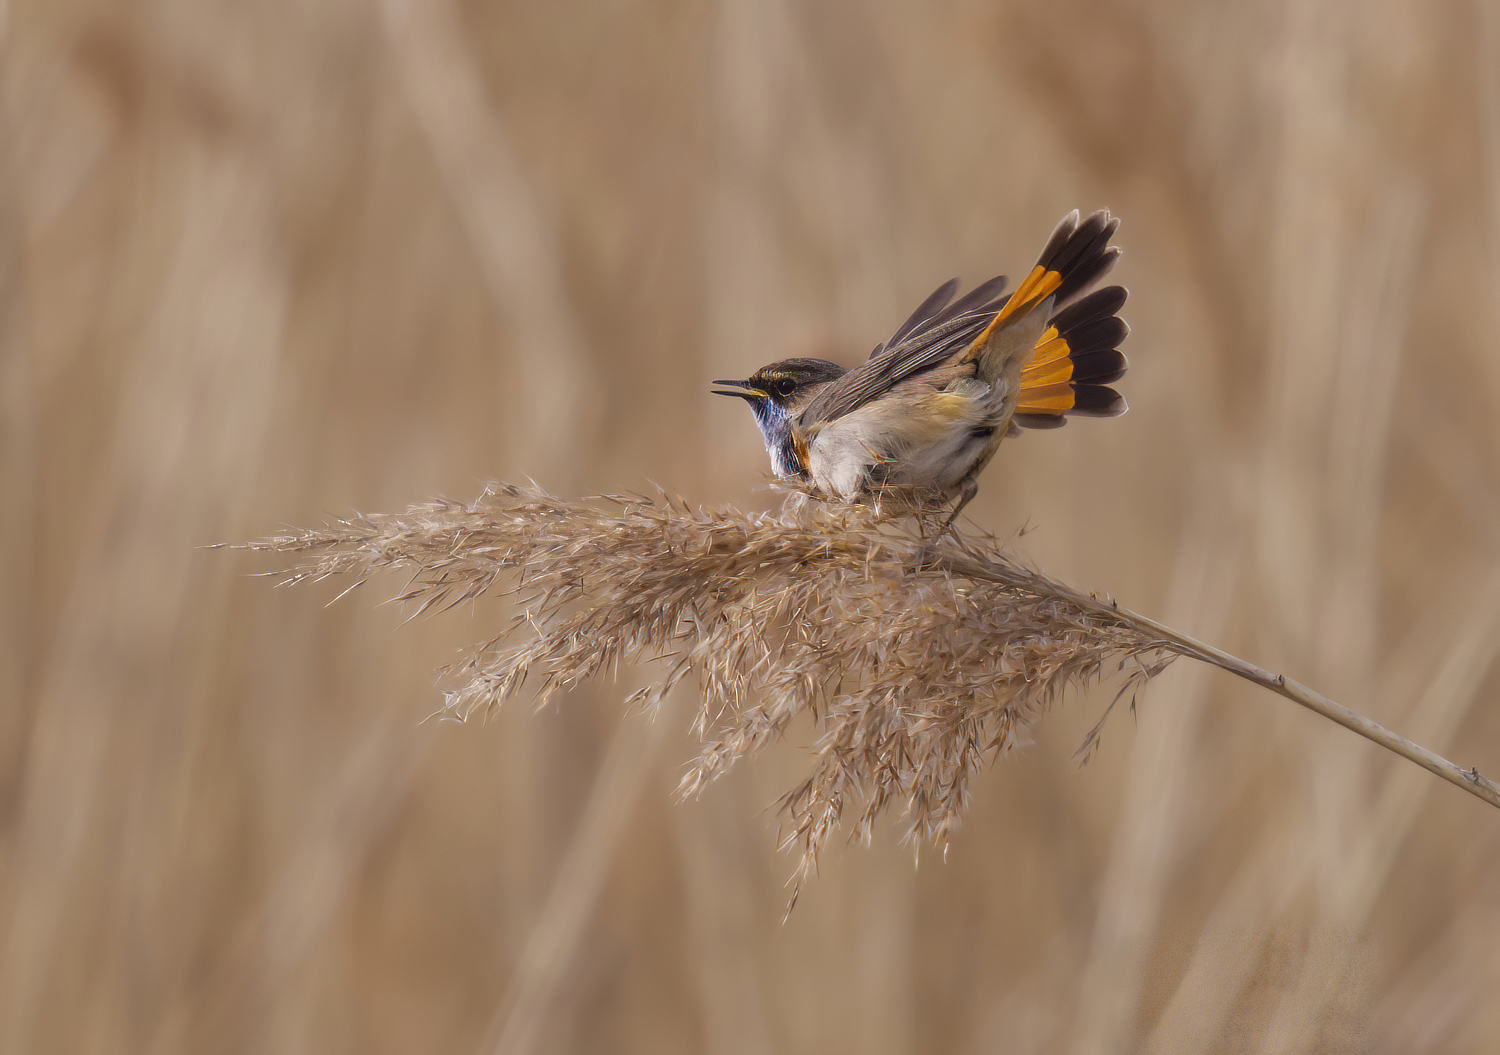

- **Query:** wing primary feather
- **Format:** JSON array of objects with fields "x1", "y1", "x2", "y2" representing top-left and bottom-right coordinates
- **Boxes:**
[
  {"x1": 874, "y1": 278, "x2": 961, "y2": 358},
  {"x1": 799, "y1": 301, "x2": 1000, "y2": 424},
  {"x1": 933, "y1": 274, "x2": 1009, "y2": 324}
]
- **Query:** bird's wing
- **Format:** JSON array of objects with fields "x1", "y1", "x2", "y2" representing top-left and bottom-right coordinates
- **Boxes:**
[
  {"x1": 868, "y1": 278, "x2": 959, "y2": 358},
  {"x1": 803, "y1": 277, "x2": 1010, "y2": 425}
]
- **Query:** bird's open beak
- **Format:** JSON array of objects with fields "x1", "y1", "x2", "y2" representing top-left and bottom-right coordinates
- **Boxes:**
[{"x1": 711, "y1": 380, "x2": 765, "y2": 399}]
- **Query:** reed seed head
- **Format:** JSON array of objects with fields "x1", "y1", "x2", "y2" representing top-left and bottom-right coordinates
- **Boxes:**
[{"x1": 252, "y1": 483, "x2": 1174, "y2": 894}]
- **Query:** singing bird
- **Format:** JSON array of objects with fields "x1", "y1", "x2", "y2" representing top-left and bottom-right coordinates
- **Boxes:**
[{"x1": 713, "y1": 209, "x2": 1129, "y2": 524}]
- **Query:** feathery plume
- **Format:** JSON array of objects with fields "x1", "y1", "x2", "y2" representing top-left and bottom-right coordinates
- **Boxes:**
[{"x1": 248, "y1": 483, "x2": 1500, "y2": 896}]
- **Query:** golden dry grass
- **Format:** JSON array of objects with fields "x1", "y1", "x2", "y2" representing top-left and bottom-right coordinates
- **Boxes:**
[
  {"x1": 251, "y1": 486, "x2": 1185, "y2": 898},
  {"x1": 4, "y1": 0, "x2": 1500, "y2": 1052}
]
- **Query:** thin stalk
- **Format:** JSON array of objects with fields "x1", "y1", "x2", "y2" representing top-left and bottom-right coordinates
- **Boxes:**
[{"x1": 935, "y1": 552, "x2": 1500, "y2": 812}]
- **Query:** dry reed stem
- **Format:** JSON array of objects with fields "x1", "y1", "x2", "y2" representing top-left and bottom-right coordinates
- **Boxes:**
[
  {"x1": 1142, "y1": 562, "x2": 1500, "y2": 1053},
  {"x1": 481, "y1": 691, "x2": 675, "y2": 1055},
  {"x1": 1068, "y1": 509, "x2": 1237, "y2": 1055},
  {"x1": 379, "y1": 0, "x2": 598, "y2": 482},
  {"x1": 248, "y1": 484, "x2": 1500, "y2": 893}
]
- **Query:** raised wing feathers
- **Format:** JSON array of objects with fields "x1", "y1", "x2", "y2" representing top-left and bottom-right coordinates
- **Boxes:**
[
  {"x1": 804, "y1": 277, "x2": 1010, "y2": 425},
  {"x1": 871, "y1": 278, "x2": 960, "y2": 358}
]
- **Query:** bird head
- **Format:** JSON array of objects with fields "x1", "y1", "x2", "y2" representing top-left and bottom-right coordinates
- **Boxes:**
[{"x1": 713, "y1": 357, "x2": 846, "y2": 477}]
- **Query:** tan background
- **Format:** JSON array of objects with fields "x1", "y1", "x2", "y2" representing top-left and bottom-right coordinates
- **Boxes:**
[{"x1": 4, "y1": 0, "x2": 1500, "y2": 1051}]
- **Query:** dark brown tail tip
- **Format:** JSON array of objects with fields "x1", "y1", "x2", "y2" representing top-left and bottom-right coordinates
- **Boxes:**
[{"x1": 1069, "y1": 385, "x2": 1127, "y2": 417}]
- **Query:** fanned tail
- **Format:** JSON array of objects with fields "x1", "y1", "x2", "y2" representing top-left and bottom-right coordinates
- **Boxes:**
[
  {"x1": 1012, "y1": 284, "x2": 1130, "y2": 428},
  {"x1": 961, "y1": 209, "x2": 1122, "y2": 367}
]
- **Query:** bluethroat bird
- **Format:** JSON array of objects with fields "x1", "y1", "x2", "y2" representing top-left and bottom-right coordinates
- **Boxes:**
[{"x1": 713, "y1": 209, "x2": 1128, "y2": 525}]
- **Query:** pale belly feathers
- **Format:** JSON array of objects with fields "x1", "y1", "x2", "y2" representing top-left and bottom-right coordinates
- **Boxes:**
[{"x1": 804, "y1": 375, "x2": 1013, "y2": 501}]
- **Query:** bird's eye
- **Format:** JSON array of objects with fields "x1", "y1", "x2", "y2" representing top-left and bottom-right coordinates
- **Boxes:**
[{"x1": 775, "y1": 378, "x2": 797, "y2": 396}]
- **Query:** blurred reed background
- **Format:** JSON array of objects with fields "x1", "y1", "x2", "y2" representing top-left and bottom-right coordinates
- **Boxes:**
[{"x1": 3, "y1": 0, "x2": 1499, "y2": 1051}]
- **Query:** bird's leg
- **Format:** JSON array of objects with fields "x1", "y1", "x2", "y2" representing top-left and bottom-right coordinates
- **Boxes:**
[{"x1": 941, "y1": 478, "x2": 978, "y2": 534}]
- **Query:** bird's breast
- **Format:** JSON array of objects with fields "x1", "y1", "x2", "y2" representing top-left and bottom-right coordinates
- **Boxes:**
[{"x1": 802, "y1": 380, "x2": 1002, "y2": 501}]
